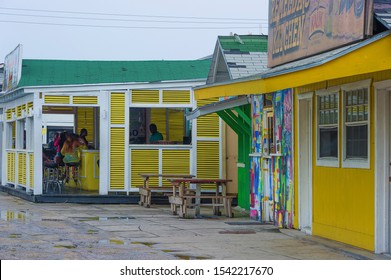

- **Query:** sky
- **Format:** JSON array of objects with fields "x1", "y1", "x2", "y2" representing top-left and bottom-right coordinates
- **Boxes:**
[{"x1": 0, "y1": 0, "x2": 269, "y2": 61}]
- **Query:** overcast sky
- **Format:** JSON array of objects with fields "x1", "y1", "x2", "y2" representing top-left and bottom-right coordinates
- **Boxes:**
[{"x1": 0, "y1": 0, "x2": 268, "y2": 61}]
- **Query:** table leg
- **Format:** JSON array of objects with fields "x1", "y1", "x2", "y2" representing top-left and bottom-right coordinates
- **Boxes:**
[{"x1": 195, "y1": 184, "x2": 201, "y2": 216}]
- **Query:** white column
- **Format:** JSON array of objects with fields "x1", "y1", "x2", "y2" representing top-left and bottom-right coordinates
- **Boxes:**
[
  {"x1": 33, "y1": 93, "x2": 43, "y2": 195},
  {"x1": 99, "y1": 91, "x2": 110, "y2": 195}
]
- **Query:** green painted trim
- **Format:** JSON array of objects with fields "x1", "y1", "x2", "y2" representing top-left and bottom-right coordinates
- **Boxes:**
[
  {"x1": 223, "y1": 109, "x2": 251, "y2": 136},
  {"x1": 217, "y1": 111, "x2": 244, "y2": 135},
  {"x1": 234, "y1": 107, "x2": 251, "y2": 126}
]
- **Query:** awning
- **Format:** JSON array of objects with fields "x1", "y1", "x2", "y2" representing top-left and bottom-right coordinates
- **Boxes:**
[{"x1": 186, "y1": 95, "x2": 251, "y2": 136}]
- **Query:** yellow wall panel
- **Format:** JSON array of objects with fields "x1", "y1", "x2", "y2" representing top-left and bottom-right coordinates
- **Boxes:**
[
  {"x1": 44, "y1": 95, "x2": 70, "y2": 104},
  {"x1": 130, "y1": 150, "x2": 159, "y2": 187},
  {"x1": 197, "y1": 141, "x2": 219, "y2": 183},
  {"x1": 110, "y1": 93, "x2": 125, "y2": 124},
  {"x1": 73, "y1": 96, "x2": 98, "y2": 105},
  {"x1": 163, "y1": 90, "x2": 190, "y2": 104},
  {"x1": 162, "y1": 150, "x2": 190, "y2": 186},
  {"x1": 197, "y1": 98, "x2": 220, "y2": 138},
  {"x1": 29, "y1": 154, "x2": 34, "y2": 188},
  {"x1": 132, "y1": 90, "x2": 159, "y2": 104},
  {"x1": 76, "y1": 107, "x2": 94, "y2": 145},
  {"x1": 150, "y1": 108, "x2": 167, "y2": 140},
  {"x1": 7, "y1": 152, "x2": 15, "y2": 183},
  {"x1": 110, "y1": 128, "x2": 125, "y2": 189},
  {"x1": 303, "y1": 77, "x2": 376, "y2": 251},
  {"x1": 18, "y1": 153, "x2": 27, "y2": 185},
  {"x1": 168, "y1": 110, "x2": 184, "y2": 142}
]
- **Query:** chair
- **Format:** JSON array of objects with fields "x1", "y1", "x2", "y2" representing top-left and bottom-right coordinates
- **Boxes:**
[
  {"x1": 65, "y1": 162, "x2": 82, "y2": 190},
  {"x1": 43, "y1": 164, "x2": 63, "y2": 193}
]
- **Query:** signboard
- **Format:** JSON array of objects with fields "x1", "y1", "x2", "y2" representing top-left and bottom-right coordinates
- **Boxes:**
[
  {"x1": 268, "y1": 0, "x2": 371, "y2": 67},
  {"x1": 2, "y1": 44, "x2": 23, "y2": 92}
]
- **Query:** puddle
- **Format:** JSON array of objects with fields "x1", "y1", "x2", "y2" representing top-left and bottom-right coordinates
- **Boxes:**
[
  {"x1": 98, "y1": 239, "x2": 130, "y2": 245},
  {"x1": 1, "y1": 210, "x2": 29, "y2": 222},
  {"x1": 162, "y1": 249, "x2": 180, "y2": 253},
  {"x1": 41, "y1": 219, "x2": 64, "y2": 222},
  {"x1": 54, "y1": 245, "x2": 77, "y2": 249},
  {"x1": 219, "y1": 230, "x2": 257, "y2": 234},
  {"x1": 175, "y1": 254, "x2": 211, "y2": 260},
  {"x1": 225, "y1": 221, "x2": 266, "y2": 225},
  {"x1": 87, "y1": 230, "x2": 99, "y2": 235},
  {"x1": 131, "y1": 242, "x2": 156, "y2": 247},
  {"x1": 9, "y1": 233, "x2": 22, "y2": 238},
  {"x1": 75, "y1": 216, "x2": 135, "y2": 221}
]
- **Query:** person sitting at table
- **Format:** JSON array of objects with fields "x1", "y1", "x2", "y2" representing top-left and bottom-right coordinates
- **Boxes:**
[
  {"x1": 79, "y1": 128, "x2": 89, "y2": 147},
  {"x1": 149, "y1": 123, "x2": 163, "y2": 143},
  {"x1": 61, "y1": 133, "x2": 87, "y2": 182}
]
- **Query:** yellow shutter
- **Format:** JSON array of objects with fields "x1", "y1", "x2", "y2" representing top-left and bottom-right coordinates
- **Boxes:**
[
  {"x1": 168, "y1": 110, "x2": 184, "y2": 142},
  {"x1": 44, "y1": 95, "x2": 70, "y2": 104},
  {"x1": 18, "y1": 153, "x2": 27, "y2": 185},
  {"x1": 163, "y1": 90, "x2": 190, "y2": 104},
  {"x1": 150, "y1": 108, "x2": 167, "y2": 140},
  {"x1": 7, "y1": 152, "x2": 15, "y2": 183},
  {"x1": 29, "y1": 154, "x2": 34, "y2": 188},
  {"x1": 16, "y1": 105, "x2": 23, "y2": 118},
  {"x1": 73, "y1": 96, "x2": 98, "y2": 105},
  {"x1": 110, "y1": 93, "x2": 125, "y2": 124},
  {"x1": 130, "y1": 150, "x2": 159, "y2": 187},
  {"x1": 6, "y1": 109, "x2": 13, "y2": 120},
  {"x1": 132, "y1": 90, "x2": 159, "y2": 104},
  {"x1": 197, "y1": 141, "x2": 219, "y2": 183},
  {"x1": 197, "y1": 98, "x2": 220, "y2": 138},
  {"x1": 76, "y1": 107, "x2": 94, "y2": 145},
  {"x1": 162, "y1": 150, "x2": 190, "y2": 186},
  {"x1": 110, "y1": 128, "x2": 125, "y2": 189}
]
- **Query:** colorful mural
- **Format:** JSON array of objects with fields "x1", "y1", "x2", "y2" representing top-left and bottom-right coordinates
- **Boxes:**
[{"x1": 250, "y1": 89, "x2": 294, "y2": 228}]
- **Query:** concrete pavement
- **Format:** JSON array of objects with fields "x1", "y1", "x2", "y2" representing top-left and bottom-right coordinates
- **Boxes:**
[{"x1": 0, "y1": 191, "x2": 389, "y2": 260}]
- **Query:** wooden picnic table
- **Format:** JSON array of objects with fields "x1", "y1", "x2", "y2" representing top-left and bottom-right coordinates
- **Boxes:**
[
  {"x1": 138, "y1": 173, "x2": 195, "y2": 208},
  {"x1": 167, "y1": 178, "x2": 234, "y2": 218}
]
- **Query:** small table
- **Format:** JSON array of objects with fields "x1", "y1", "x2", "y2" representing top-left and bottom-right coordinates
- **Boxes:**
[
  {"x1": 167, "y1": 178, "x2": 234, "y2": 218},
  {"x1": 138, "y1": 173, "x2": 195, "y2": 208}
]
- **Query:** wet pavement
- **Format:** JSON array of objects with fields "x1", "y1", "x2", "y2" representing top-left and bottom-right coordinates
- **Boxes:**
[{"x1": 0, "y1": 191, "x2": 389, "y2": 260}]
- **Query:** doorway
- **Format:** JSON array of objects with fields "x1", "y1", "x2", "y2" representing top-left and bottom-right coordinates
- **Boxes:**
[{"x1": 298, "y1": 94, "x2": 313, "y2": 234}]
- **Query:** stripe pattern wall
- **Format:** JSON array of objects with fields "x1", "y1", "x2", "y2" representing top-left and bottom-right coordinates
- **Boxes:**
[{"x1": 130, "y1": 150, "x2": 159, "y2": 187}]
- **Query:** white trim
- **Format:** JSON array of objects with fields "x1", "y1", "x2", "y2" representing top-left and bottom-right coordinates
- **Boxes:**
[
  {"x1": 315, "y1": 89, "x2": 340, "y2": 168},
  {"x1": 298, "y1": 94, "x2": 313, "y2": 233},
  {"x1": 341, "y1": 79, "x2": 372, "y2": 92},
  {"x1": 124, "y1": 90, "x2": 130, "y2": 194},
  {"x1": 158, "y1": 149, "x2": 163, "y2": 186},
  {"x1": 374, "y1": 84, "x2": 391, "y2": 254},
  {"x1": 196, "y1": 137, "x2": 220, "y2": 142},
  {"x1": 341, "y1": 80, "x2": 371, "y2": 169},
  {"x1": 297, "y1": 92, "x2": 313, "y2": 100},
  {"x1": 374, "y1": 80, "x2": 391, "y2": 90},
  {"x1": 129, "y1": 103, "x2": 192, "y2": 108}
]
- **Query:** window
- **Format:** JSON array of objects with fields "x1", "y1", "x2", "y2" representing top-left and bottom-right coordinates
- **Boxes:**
[
  {"x1": 129, "y1": 107, "x2": 191, "y2": 145},
  {"x1": 343, "y1": 86, "x2": 369, "y2": 168},
  {"x1": 317, "y1": 91, "x2": 339, "y2": 166}
]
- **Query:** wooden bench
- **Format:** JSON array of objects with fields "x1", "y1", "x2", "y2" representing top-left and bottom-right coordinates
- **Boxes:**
[
  {"x1": 138, "y1": 173, "x2": 195, "y2": 208},
  {"x1": 170, "y1": 195, "x2": 236, "y2": 218}
]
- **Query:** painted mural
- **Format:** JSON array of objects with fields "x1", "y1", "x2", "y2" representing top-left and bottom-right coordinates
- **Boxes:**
[{"x1": 250, "y1": 89, "x2": 294, "y2": 228}]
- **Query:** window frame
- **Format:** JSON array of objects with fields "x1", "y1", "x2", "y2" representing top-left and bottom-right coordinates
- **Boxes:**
[
  {"x1": 341, "y1": 79, "x2": 371, "y2": 169},
  {"x1": 316, "y1": 87, "x2": 340, "y2": 167}
]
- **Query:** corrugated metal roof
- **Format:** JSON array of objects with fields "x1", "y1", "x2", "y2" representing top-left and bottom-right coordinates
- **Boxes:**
[
  {"x1": 375, "y1": 0, "x2": 391, "y2": 29},
  {"x1": 16, "y1": 59, "x2": 211, "y2": 88}
]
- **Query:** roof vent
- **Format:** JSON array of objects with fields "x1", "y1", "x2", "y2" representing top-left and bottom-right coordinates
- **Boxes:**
[{"x1": 234, "y1": 33, "x2": 244, "y2": 44}]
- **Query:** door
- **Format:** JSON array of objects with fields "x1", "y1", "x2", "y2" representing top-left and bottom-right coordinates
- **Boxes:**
[{"x1": 298, "y1": 96, "x2": 312, "y2": 234}]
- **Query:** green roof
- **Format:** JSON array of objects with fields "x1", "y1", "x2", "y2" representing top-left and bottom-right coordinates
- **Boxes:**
[
  {"x1": 218, "y1": 35, "x2": 268, "y2": 52},
  {"x1": 17, "y1": 59, "x2": 211, "y2": 87}
]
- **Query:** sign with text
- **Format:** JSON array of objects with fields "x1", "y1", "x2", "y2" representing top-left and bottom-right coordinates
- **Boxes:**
[
  {"x1": 268, "y1": 0, "x2": 370, "y2": 67},
  {"x1": 2, "y1": 44, "x2": 23, "y2": 92}
]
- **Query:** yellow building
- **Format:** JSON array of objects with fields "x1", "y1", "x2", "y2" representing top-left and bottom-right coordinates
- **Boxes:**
[{"x1": 194, "y1": 6, "x2": 391, "y2": 253}]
